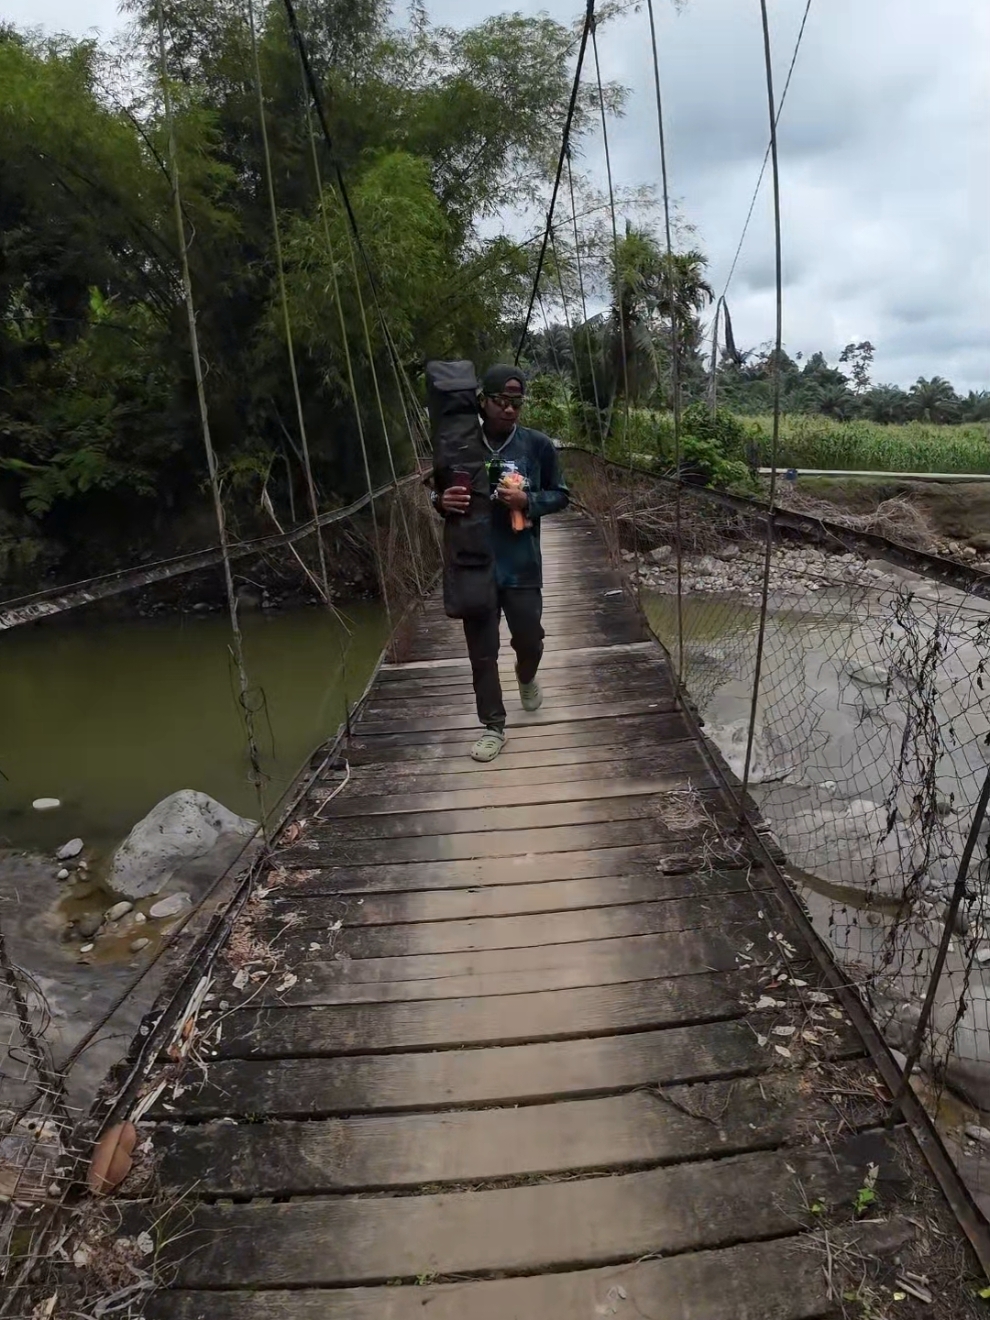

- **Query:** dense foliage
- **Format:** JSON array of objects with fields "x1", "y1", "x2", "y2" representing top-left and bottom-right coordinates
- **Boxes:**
[{"x1": 0, "y1": 2, "x2": 617, "y2": 581}]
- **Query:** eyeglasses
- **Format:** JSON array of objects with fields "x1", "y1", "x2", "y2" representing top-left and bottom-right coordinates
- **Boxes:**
[{"x1": 487, "y1": 393, "x2": 524, "y2": 411}]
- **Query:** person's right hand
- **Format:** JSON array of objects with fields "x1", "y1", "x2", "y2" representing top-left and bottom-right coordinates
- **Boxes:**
[{"x1": 441, "y1": 486, "x2": 471, "y2": 515}]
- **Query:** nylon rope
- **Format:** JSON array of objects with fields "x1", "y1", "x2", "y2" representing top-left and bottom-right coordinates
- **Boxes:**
[
  {"x1": 592, "y1": 19, "x2": 637, "y2": 587},
  {"x1": 247, "y1": 0, "x2": 336, "y2": 618},
  {"x1": 740, "y1": 0, "x2": 785, "y2": 807},
  {"x1": 156, "y1": 0, "x2": 269, "y2": 831},
  {"x1": 514, "y1": 0, "x2": 596, "y2": 364},
  {"x1": 646, "y1": 0, "x2": 684, "y2": 681}
]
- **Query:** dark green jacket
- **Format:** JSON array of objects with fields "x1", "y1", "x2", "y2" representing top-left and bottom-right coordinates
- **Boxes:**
[{"x1": 482, "y1": 426, "x2": 569, "y2": 588}]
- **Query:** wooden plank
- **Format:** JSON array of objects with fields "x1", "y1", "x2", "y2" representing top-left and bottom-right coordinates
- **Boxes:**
[
  {"x1": 155, "y1": 1017, "x2": 860, "y2": 1118},
  {"x1": 347, "y1": 713, "x2": 693, "y2": 757},
  {"x1": 242, "y1": 929, "x2": 763, "y2": 1004},
  {"x1": 271, "y1": 866, "x2": 764, "y2": 917},
  {"x1": 379, "y1": 651, "x2": 663, "y2": 685},
  {"x1": 301, "y1": 813, "x2": 741, "y2": 867},
  {"x1": 159, "y1": 1134, "x2": 899, "y2": 1287},
  {"x1": 361, "y1": 679, "x2": 675, "y2": 711},
  {"x1": 403, "y1": 633, "x2": 648, "y2": 660},
  {"x1": 312, "y1": 773, "x2": 709, "y2": 817},
  {"x1": 309, "y1": 790, "x2": 728, "y2": 845},
  {"x1": 143, "y1": 1228, "x2": 902, "y2": 1320},
  {"x1": 325, "y1": 745, "x2": 710, "y2": 792},
  {"x1": 354, "y1": 699, "x2": 678, "y2": 735},
  {"x1": 279, "y1": 847, "x2": 751, "y2": 893},
  {"x1": 340, "y1": 735, "x2": 699, "y2": 777},
  {"x1": 153, "y1": 1066, "x2": 883, "y2": 1194},
  {"x1": 269, "y1": 891, "x2": 761, "y2": 953},
  {"x1": 378, "y1": 640, "x2": 658, "y2": 676},
  {"x1": 215, "y1": 972, "x2": 749, "y2": 1058}
]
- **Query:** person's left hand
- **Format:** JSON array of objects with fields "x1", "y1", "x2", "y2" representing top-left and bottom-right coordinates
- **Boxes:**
[{"x1": 496, "y1": 486, "x2": 529, "y2": 512}]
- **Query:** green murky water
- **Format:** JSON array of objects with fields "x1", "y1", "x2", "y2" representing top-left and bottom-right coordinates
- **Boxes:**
[{"x1": 0, "y1": 602, "x2": 389, "y2": 854}]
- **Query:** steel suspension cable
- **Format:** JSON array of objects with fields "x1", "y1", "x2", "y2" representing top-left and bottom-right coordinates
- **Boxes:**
[
  {"x1": 720, "y1": 0, "x2": 813, "y2": 301},
  {"x1": 156, "y1": 0, "x2": 269, "y2": 829},
  {"x1": 645, "y1": 0, "x2": 684, "y2": 682},
  {"x1": 592, "y1": 19, "x2": 637, "y2": 585},
  {"x1": 280, "y1": 0, "x2": 419, "y2": 426},
  {"x1": 247, "y1": 0, "x2": 334, "y2": 614},
  {"x1": 342, "y1": 225, "x2": 424, "y2": 596},
  {"x1": 514, "y1": 0, "x2": 596, "y2": 365},
  {"x1": 565, "y1": 152, "x2": 608, "y2": 453},
  {"x1": 302, "y1": 111, "x2": 393, "y2": 628},
  {"x1": 740, "y1": 0, "x2": 786, "y2": 807}
]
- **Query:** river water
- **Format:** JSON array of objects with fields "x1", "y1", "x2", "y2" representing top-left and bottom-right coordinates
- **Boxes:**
[
  {"x1": 0, "y1": 602, "x2": 388, "y2": 854},
  {"x1": 0, "y1": 601, "x2": 387, "y2": 1107}
]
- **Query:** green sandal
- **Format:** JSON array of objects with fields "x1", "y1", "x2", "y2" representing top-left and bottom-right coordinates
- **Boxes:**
[
  {"x1": 517, "y1": 675, "x2": 543, "y2": 712},
  {"x1": 471, "y1": 728, "x2": 506, "y2": 763}
]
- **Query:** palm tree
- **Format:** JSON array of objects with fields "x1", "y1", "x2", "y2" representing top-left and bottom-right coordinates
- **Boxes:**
[
  {"x1": 863, "y1": 384, "x2": 909, "y2": 424},
  {"x1": 961, "y1": 390, "x2": 990, "y2": 423},
  {"x1": 606, "y1": 224, "x2": 714, "y2": 406},
  {"x1": 908, "y1": 376, "x2": 959, "y2": 423},
  {"x1": 816, "y1": 384, "x2": 857, "y2": 422}
]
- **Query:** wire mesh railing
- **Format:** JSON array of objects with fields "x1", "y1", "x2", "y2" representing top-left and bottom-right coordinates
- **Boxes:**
[{"x1": 565, "y1": 447, "x2": 990, "y2": 1221}]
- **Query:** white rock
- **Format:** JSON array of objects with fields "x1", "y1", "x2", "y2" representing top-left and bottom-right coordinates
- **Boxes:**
[
  {"x1": 105, "y1": 901, "x2": 133, "y2": 923},
  {"x1": 106, "y1": 790, "x2": 257, "y2": 900},
  {"x1": 130, "y1": 938, "x2": 151, "y2": 953},
  {"x1": 133, "y1": 911, "x2": 147, "y2": 925},
  {"x1": 79, "y1": 944, "x2": 94, "y2": 954},
  {"x1": 965, "y1": 1124, "x2": 990, "y2": 1144},
  {"x1": 149, "y1": 892, "x2": 192, "y2": 920},
  {"x1": 56, "y1": 868, "x2": 70, "y2": 881},
  {"x1": 648, "y1": 545, "x2": 672, "y2": 564},
  {"x1": 33, "y1": 797, "x2": 61, "y2": 811},
  {"x1": 56, "y1": 838, "x2": 84, "y2": 860}
]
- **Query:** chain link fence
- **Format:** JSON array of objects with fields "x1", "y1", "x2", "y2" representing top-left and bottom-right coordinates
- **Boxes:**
[{"x1": 565, "y1": 448, "x2": 990, "y2": 1219}]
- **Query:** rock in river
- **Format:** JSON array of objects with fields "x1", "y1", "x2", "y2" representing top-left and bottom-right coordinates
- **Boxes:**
[
  {"x1": 105, "y1": 901, "x2": 133, "y2": 923},
  {"x1": 77, "y1": 913, "x2": 102, "y2": 940},
  {"x1": 56, "y1": 838, "x2": 84, "y2": 860},
  {"x1": 33, "y1": 797, "x2": 61, "y2": 811},
  {"x1": 106, "y1": 790, "x2": 257, "y2": 901},
  {"x1": 149, "y1": 892, "x2": 191, "y2": 920}
]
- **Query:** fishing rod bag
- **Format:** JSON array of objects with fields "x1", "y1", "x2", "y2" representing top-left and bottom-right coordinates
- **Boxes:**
[{"x1": 426, "y1": 359, "x2": 496, "y2": 620}]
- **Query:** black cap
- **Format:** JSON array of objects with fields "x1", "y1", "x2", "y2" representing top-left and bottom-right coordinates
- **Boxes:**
[{"x1": 480, "y1": 364, "x2": 526, "y2": 397}]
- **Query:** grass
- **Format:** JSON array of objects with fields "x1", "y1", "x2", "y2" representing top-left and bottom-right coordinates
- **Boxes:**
[{"x1": 740, "y1": 415, "x2": 990, "y2": 475}]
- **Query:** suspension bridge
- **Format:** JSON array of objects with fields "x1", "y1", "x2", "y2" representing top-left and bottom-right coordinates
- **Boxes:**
[{"x1": 2, "y1": 0, "x2": 989, "y2": 1314}]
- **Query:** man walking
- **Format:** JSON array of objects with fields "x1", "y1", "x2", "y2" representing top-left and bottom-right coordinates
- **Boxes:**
[{"x1": 433, "y1": 365, "x2": 569, "y2": 762}]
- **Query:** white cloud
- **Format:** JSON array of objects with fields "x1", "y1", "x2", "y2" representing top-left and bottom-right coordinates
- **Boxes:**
[{"x1": 10, "y1": 0, "x2": 989, "y2": 390}]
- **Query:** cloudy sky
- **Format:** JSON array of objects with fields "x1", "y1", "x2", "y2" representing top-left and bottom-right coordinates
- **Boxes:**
[{"x1": 7, "y1": 0, "x2": 989, "y2": 391}]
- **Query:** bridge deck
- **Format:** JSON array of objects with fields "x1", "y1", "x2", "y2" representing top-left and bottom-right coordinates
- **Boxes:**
[{"x1": 145, "y1": 514, "x2": 974, "y2": 1318}]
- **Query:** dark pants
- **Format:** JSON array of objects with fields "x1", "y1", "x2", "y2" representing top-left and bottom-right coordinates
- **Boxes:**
[{"x1": 463, "y1": 587, "x2": 544, "y2": 731}]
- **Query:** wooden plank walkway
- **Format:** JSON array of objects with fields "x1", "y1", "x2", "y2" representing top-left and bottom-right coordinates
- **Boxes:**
[{"x1": 143, "y1": 514, "x2": 977, "y2": 1318}]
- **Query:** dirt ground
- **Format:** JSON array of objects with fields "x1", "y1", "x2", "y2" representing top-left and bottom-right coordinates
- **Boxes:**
[{"x1": 790, "y1": 479, "x2": 990, "y2": 554}]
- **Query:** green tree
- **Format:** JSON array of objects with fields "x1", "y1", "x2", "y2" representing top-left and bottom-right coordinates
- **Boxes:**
[{"x1": 908, "y1": 376, "x2": 959, "y2": 423}]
